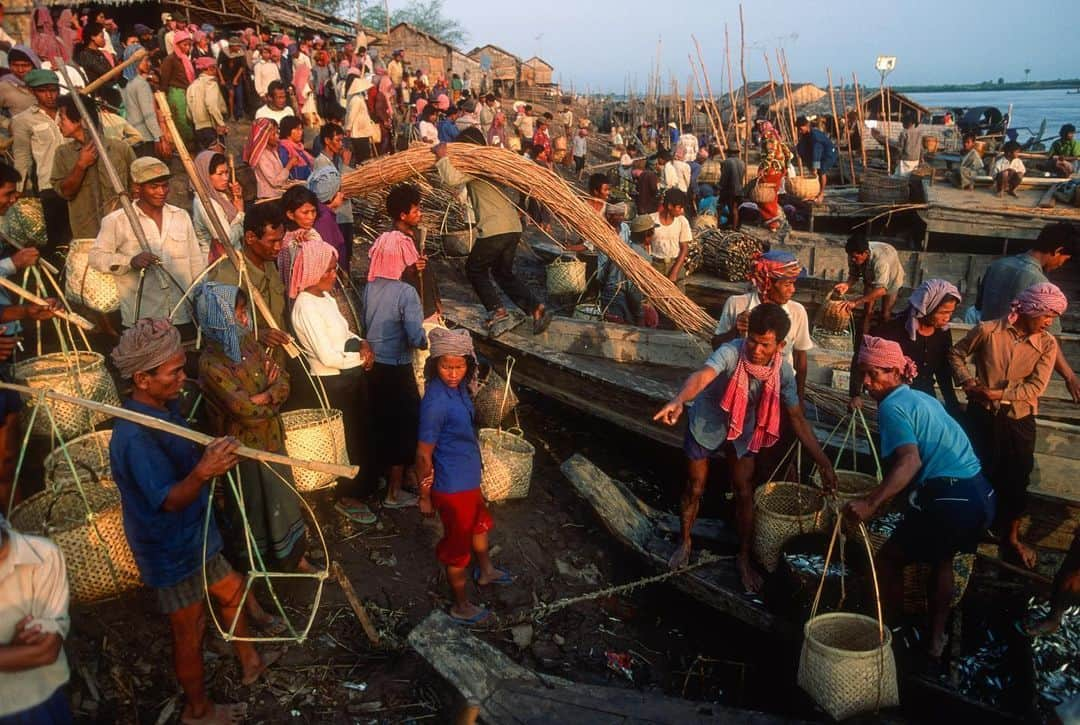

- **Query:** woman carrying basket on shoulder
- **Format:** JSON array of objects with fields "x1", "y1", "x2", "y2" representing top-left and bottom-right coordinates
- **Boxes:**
[{"x1": 755, "y1": 120, "x2": 792, "y2": 233}]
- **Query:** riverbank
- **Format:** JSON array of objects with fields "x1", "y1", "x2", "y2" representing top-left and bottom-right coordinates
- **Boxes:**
[{"x1": 896, "y1": 80, "x2": 1080, "y2": 93}]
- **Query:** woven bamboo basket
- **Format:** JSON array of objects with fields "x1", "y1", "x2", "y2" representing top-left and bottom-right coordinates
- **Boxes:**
[
  {"x1": 2, "y1": 197, "x2": 46, "y2": 247},
  {"x1": 922, "y1": 136, "x2": 940, "y2": 153},
  {"x1": 281, "y1": 409, "x2": 347, "y2": 492},
  {"x1": 508, "y1": 136, "x2": 522, "y2": 152},
  {"x1": 902, "y1": 554, "x2": 975, "y2": 613},
  {"x1": 553, "y1": 135, "x2": 568, "y2": 152},
  {"x1": 64, "y1": 238, "x2": 121, "y2": 313},
  {"x1": 818, "y1": 292, "x2": 853, "y2": 334},
  {"x1": 787, "y1": 174, "x2": 821, "y2": 201},
  {"x1": 798, "y1": 612, "x2": 899, "y2": 719},
  {"x1": 573, "y1": 302, "x2": 602, "y2": 321},
  {"x1": 473, "y1": 368, "x2": 519, "y2": 429},
  {"x1": 831, "y1": 470, "x2": 878, "y2": 506},
  {"x1": 15, "y1": 352, "x2": 120, "y2": 439},
  {"x1": 479, "y1": 428, "x2": 534, "y2": 501},
  {"x1": 11, "y1": 436, "x2": 143, "y2": 603},
  {"x1": 546, "y1": 257, "x2": 587, "y2": 296},
  {"x1": 753, "y1": 482, "x2": 827, "y2": 572},
  {"x1": 748, "y1": 181, "x2": 777, "y2": 205},
  {"x1": 858, "y1": 170, "x2": 910, "y2": 204}
]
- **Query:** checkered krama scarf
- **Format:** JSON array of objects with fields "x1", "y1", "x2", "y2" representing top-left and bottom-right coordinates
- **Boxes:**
[{"x1": 719, "y1": 342, "x2": 784, "y2": 453}]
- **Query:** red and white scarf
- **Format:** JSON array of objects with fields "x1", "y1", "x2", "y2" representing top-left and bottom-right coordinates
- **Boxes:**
[{"x1": 719, "y1": 346, "x2": 783, "y2": 453}]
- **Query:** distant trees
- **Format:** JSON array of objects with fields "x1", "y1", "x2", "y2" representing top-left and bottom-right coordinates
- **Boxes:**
[{"x1": 356, "y1": 0, "x2": 468, "y2": 46}]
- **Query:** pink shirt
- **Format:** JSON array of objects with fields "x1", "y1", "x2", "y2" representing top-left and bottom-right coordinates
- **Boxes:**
[{"x1": 254, "y1": 148, "x2": 290, "y2": 199}]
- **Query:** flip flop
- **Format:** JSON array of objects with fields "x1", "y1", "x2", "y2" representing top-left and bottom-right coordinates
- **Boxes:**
[
  {"x1": 473, "y1": 568, "x2": 514, "y2": 586},
  {"x1": 383, "y1": 492, "x2": 418, "y2": 509},
  {"x1": 334, "y1": 501, "x2": 376, "y2": 525},
  {"x1": 448, "y1": 607, "x2": 493, "y2": 626}
]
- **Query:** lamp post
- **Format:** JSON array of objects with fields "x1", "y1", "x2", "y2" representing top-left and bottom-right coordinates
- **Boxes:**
[{"x1": 875, "y1": 55, "x2": 897, "y2": 171}]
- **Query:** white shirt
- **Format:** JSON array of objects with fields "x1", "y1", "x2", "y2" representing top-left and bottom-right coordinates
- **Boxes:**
[
  {"x1": 649, "y1": 212, "x2": 692, "y2": 259},
  {"x1": 417, "y1": 120, "x2": 438, "y2": 145},
  {"x1": 252, "y1": 59, "x2": 280, "y2": 97},
  {"x1": 671, "y1": 159, "x2": 692, "y2": 192},
  {"x1": 10, "y1": 105, "x2": 63, "y2": 192},
  {"x1": 991, "y1": 156, "x2": 1026, "y2": 176},
  {"x1": 677, "y1": 134, "x2": 699, "y2": 161},
  {"x1": 89, "y1": 203, "x2": 208, "y2": 326},
  {"x1": 0, "y1": 529, "x2": 70, "y2": 717},
  {"x1": 254, "y1": 104, "x2": 295, "y2": 124},
  {"x1": 714, "y1": 290, "x2": 814, "y2": 367},
  {"x1": 572, "y1": 134, "x2": 588, "y2": 157},
  {"x1": 291, "y1": 290, "x2": 365, "y2": 376}
]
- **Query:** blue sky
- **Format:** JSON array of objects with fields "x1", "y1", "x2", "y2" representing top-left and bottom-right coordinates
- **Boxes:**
[{"x1": 439, "y1": 0, "x2": 1074, "y2": 91}]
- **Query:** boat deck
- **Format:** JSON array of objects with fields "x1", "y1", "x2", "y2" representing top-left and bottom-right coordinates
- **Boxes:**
[{"x1": 919, "y1": 180, "x2": 1080, "y2": 244}]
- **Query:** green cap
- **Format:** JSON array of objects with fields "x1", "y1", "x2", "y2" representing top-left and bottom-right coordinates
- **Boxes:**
[{"x1": 24, "y1": 69, "x2": 59, "y2": 88}]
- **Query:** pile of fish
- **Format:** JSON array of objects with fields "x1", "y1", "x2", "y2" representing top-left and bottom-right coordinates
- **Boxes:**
[
  {"x1": 1029, "y1": 600, "x2": 1080, "y2": 706},
  {"x1": 698, "y1": 229, "x2": 762, "y2": 282},
  {"x1": 950, "y1": 632, "x2": 1012, "y2": 707},
  {"x1": 782, "y1": 552, "x2": 849, "y2": 579},
  {"x1": 866, "y1": 511, "x2": 904, "y2": 540}
]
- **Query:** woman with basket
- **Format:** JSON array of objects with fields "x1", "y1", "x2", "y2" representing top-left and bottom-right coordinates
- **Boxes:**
[
  {"x1": 416, "y1": 327, "x2": 510, "y2": 625},
  {"x1": 754, "y1": 121, "x2": 793, "y2": 232},
  {"x1": 844, "y1": 335, "x2": 994, "y2": 660}
]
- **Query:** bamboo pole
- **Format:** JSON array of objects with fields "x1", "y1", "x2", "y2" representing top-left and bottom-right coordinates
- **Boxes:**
[
  {"x1": 153, "y1": 91, "x2": 300, "y2": 359},
  {"x1": 79, "y1": 49, "x2": 147, "y2": 96},
  {"x1": 330, "y1": 561, "x2": 381, "y2": 647},
  {"x1": 723, "y1": 25, "x2": 742, "y2": 158},
  {"x1": 0, "y1": 380, "x2": 359, "y2": 478},
  {"x1": 738, "y1": 5, "x2": 753, "y2": 168},
  {"x1": 0, "y1": 230, "x2": 60, "y2": 275},
  {"x1": 0, "y1": 276, "x2": 94, "y2": 330},
  {"x1": 762, "y1": 52, "x2": 785, "y2": 145},
  {"x1": 840, "y1": 75, "x2": 858, "y2": 185},
  {"x1": 852, "y1": 72, "x2": 868, "y2": 168},
  {"x1": 776, "y1": 50, "x2": 802, "y2": 174},
  {"x1": 826, "y1": 68, "x2": 844, "y2": 184},
  {"x1": 879, "y1": 75, "x2": 892, "y2": 171},
  {"x1": 688, "y1": 55, "x2": 721, "y2": 148},
  {"x1": 690, "y1": 39, "x2": 729, "y2": 149}
]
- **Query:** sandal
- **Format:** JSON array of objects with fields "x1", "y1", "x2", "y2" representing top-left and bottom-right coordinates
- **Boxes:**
[
  {"x1": 473, "y1": 568, "x2": 514, "y2": 586},
  {"x1": 334, "y1": 501, "x2": 377, "y2": 525},
  {"x1": 383, "y1": 492, "x2": 418, "y2": 509},
  {"x1": 448, "y1": 607, "x2": 493, "y2": 626}
]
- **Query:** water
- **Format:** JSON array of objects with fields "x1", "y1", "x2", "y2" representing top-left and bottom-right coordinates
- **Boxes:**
[{"x1": 907, "y1": 88, "x2": 1080, "y2": 141}]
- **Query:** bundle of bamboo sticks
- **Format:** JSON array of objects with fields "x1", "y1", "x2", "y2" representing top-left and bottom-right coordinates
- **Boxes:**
[
  {"x1": 350, "y1": 173, "x2": 470, "y2": 244},
  {"x1": 340, "y1": 146, "x2": 717, "y2": 339}
]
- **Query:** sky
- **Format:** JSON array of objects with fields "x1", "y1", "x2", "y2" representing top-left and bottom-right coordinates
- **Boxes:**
[{"x1": 439, "y1": 0, "x2": 1075, "y2": 92}]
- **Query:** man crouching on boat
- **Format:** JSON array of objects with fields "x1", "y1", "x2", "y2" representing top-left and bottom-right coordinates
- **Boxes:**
[
  {"x1": 654, "y1": 303, "x2": 838, "y2": 592},
  {"x1": 844, "y1": 336, "x2": 995, "y2": 660}
]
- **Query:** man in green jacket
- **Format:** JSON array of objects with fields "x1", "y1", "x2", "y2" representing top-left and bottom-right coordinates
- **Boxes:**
[{"x1": 1048, "y1": 123, "x2": 1080, "y2": 177}]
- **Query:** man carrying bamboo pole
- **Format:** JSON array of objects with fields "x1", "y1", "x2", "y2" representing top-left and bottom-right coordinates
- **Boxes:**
[{"x1": 109, "y1": 319, "x2": 278, "y2": 724}]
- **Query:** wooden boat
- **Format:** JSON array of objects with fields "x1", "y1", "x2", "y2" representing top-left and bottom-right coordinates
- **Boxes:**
[
  {"x1": 560, "y1": 454, "x2": 1025, "y2": 721},
  {"x1": 407, "y1": 609, "x2": 801, "y2": 724}
]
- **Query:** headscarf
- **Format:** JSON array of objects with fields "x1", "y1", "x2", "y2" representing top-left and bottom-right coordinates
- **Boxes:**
[
  {"x1": 858, "y1": 335, "x2": 918, "y2": 382},
  {"x1": 195, "y1": 282, "x2": 247, "y2": 363},
  {"x1": 111, "y1": 318, "x2": 183, "y2": 379},
  {"x1": 719, "y1": 342, "x2": 784, "y2": 453},
  {"x1": 292, "y1": 61, "x2": 310, "y2": 100},
  {"x1": 428, "y1": 327, "x2": 479, "y2": 393},
  {"x1": 242, "y1": 118, "x2": 275, "y2": 164},
  {"x1": 193, "y1": 150, "x2": 239, "y2": 224},
  {"x1": 748, "y1": 250, "x2": 803, "y2": 300},
  {"x1": 195, "y1": 56, "x2": 216, "y2": 72},
  {"x1": 902, "y1": 278, "x2": 960, "y2": 341},
  {"x1": 307, "y1": 165, "x2": 341, "y2": 204},
  {"x1": 379, "y1": 74, "x2": 394, "y2": 106},
  {"x1": 367, "y1": 230, "x2": 419, "y2": 282},
  {"x1": 7, "y1": 45, "x2": 42, "y2": 75},
  {"x1": 269, "y1": 45, "x2": 282, "y2": 62},
  {"x1": 288, "y1": 239, "x2": 337, "y2": 299},
  {"x1": 1009, "y1": 282, "x2": 1068, "y2": 324},
  {"x1": 435, "y1": 93, "x2": 450, "y2": 111},
  {"x1": 278, "y1": 128, "x2": 313, "y2": 170},
  {"x1": 122, "y1": 43, "x2": 144, "y2": 81},
  {"x1": 32, "y1": 9, "x2": 65, "y2": 63},
  {"x1": 57, "y1": 10, "x2": 78, "y2": 62},
  {"x1": 172, "y1": 31, "x2": 195, "y2": 84}
]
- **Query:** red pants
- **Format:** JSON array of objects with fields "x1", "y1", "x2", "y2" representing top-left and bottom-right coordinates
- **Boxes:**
[{"x1": 432, "y1": 488, "x2": 493, "y2": 568}]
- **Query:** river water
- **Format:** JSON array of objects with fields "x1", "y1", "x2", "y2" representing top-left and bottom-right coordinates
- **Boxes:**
[{"x1": 907, "y1": 88, "x2": 1080, "y2": 140}]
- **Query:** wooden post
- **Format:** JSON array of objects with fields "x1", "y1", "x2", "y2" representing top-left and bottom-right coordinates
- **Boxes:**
[
  {"x1": 852, "y1": 72, "x2": 868, "y2": 168},
  {"x1": 153, "y1": 92, "x2": 301, "y2": 359},
  {"x1": 762, "y1": 53, "x2": 785, "y2": 145},
  {"x1": 723, "y1": 25, "x2": 742, "y2": 165},
  {"x1": 840, "y1": 76, "x2": 858, "y2": 185},
  {"x1": 331, "y1": 561, "x2": 382, "y2": 647},
  {"x1": 738, "y1": 5, "x2": 753, "y2": 170},
  {"x1": 691, "y1": 36, "x2": 728, "y2": 149},
  {"x1": 826, "y1": 68, "x2": 844, "y2": 184},
  {"x1": 879, "y1": 76, "x2": 892, "y2": 171},
  {"x1": 777, "y1": 49, "x2": 802, "y2": 174},
  {"x1": 79, "y1": 49, "x2": 146, "y2": 96},
  {"x1": 688, "y1": 55, "x2": 721, "y2": 148}
]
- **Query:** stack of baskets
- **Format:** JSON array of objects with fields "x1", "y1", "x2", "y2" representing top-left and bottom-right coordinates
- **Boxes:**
[
  {"x1": 473, "y1": 363, "x2": 519, "y2": 429},
  {"x1": 546, "y1": 257, "x2": 587, "y2": 296},
  {"x1": 479, "y1": 428, "x2": 535, "y2": 502},
  {"x1": 64, "y1": 239, "x2": 121, "y2": 313},
  {"x1": 281, "y1": 408, "x2": 348, "y2": 492},
  {"x1": 14, "y1": 352, "x2": 120, "y2": 440},
  {"x1": 752, "y1": 482, "x2": 827, "y2": 572},
  {"x1": 787, "y1": 174, "x2": 822, "y2": 201},
  {"x1": 857, "y1": 170, "x2": 910, "y2": 204},
  {"x1": 10, "y1": 430, "x2": 143, "y2": 602}
]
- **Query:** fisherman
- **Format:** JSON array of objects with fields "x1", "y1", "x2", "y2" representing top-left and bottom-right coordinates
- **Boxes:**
[
  {"x1": 991, "y1": 141, "x2": 1025, "y2": 197},
  {"x1": 89, "y1": 157, "x2": 207, "y2": 333},
  {"x1": 795, "y1": 116, "x2": 837, "y2": 204},
  {"x1": 834, "y1": 233, "x2": 905, "y2": 333},
  {"x1": 1047, "y1": 124, "x2": 1080, "y2": 178},
  {"x1": 712, "y1": 251, "x2": 814, "y2": 400},
  {"x1": 872, "y1": 111, "x2": 923, "y2": 177},
  {"x1": 649, "y1": 188, "x2": 692, "y2": 285},
  {"x1": 654, "y1": 303, "x2": 839, "y2": 592},
  {"x1": 434, "y1": 131, "x2": 552, "y2": 335},
  {"x1": 597, "y1": 208, "x2": 656, "y2": 327},
  {"x1": 717, "y1": 146, "x2": 746, "y2": 230},
  {"x1": 0, "y1": 511, "x2": 72, "y2": 723},
  {"x1": 109, "y1": 319, "x2": 277, "y2": 725},
  {"x1": 633, "y1": 156, "x2": 660, "y2": 214},
  {"x1": 849, "y1": 279, "x2": 962, "y2": 416},
  {"x1": 1018, "y1": 527, "x2": 1080, "y2": 640},
  {"x1": 973, "y1": 223, "x2": 1080, "y2": 402},
  {"x1": 950, "y1": 282, "x2": 1064, "y2": 569},
  {"x1": 953, "y1": 132, "x2": 984, "y2": 190},
  {"x1": 844, "y1": 335, "x2": 994, "y2": 660}
]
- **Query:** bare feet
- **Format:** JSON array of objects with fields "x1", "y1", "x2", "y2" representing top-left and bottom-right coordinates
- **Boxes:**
[
  {"x1": 1010, "y1": 539, "x2": 1038, "y2": 569},
  {"x1": 181, "y1": 702, "x2": 248, "y2": 725},
  {"x1": 296, "y1": 557, "x2": 321, "y2": 574},
  {"x1": 1007, "y1": 189, "x2": 1019, "y2": 198},
  {"x1": 737, "y1": 554, "x2": 764, "y2": 593},
  {"x1": 668, "y1": 542, "x2": 691, "y2": 570},
  {"x1": 475, "y1": 566, "x2": 511, "y2": 585},
  {"x1": 240, "y1": 648, "x2": 283, "y2": 686}
]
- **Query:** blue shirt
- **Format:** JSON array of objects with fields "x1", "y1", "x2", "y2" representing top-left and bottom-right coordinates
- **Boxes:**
[
  {"x1": 797, "y1": 128, "x2": 838, "y2": 172},
  {"x1": 437, "y1": 118, "x2": 460, "y2": 143},
  {"x1": 687, "y1": 340, "x2": 799, "y2": 456},
  {"x1": 977, "y1": 253, "x2": 1059, "y2": 333},
  {"x1": 418, "y1": 377, "x2": 482, "y2": 493},
  {"x1": 362, "y1": 278, "x2": 427, "y2": 365},
  {"x1": 878, "y1": 385, "x2": 981, "y2": 486},
  {"x1": 109, "y1": 399, "x2": 223, "y2": 588}
]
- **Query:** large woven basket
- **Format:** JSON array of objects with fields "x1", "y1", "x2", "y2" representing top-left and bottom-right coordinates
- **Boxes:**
[
  {"x1": 798, "y1": 612, "x2": 899, "y2": 719},
  {"x1": 748, "y1": 181, "x2": 777, "y2": 205},
  {"x1": 15, "y1": 352, "x2": 120, "y2": 440},
  {"x1": 281, "y1": 408, "x2": 347, "y2": 492},
  {"x1": 64, "y1": 239, "x2": 120, "y2": 313},
  {"x1": 473, "y1": 367, "x2": 519, "y2": 429},
  {"x1": 818, "y1": 292, "x2": 852, "y2": 334},
  {"x1": 479, "y1": 428, "x2": 534, "y2": 501},
  {"x1": 787, "y1": 174, "x2": 821, "y2": 201},
  {"x1": 753, "y1": 482, "x2": 826, "y2": 572},
  {"x1": 902, "y1": 554, "x2": 975, "y2": 613},
  {"x1": 546, "y1": 258, "x2": 587, "y2": 296},
  {"x1": 858, "y1": 170, "x2": 909, "y2": 204},
  {"x1": 11, "y1": 432, "x2": 143, "y2": 603},
  {"x1": 2, "y1": 197, "x2": 46, "y2": 247},
  {"x1": 812, "y1": 328, "x2": 853, "y2": 354},
  {"x1": 831, "y1": 470, "x2": 878, "y2": 507}
]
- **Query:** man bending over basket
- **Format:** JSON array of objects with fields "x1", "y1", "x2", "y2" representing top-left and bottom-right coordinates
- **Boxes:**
[
  {"x1": 109, "y1": 319, "x2": 279, "y2": 725},
  {"x1": 654, "y1": 303, "x2": 838, "y2": 593},
  {"x1": 844, "y1": 335, "x2": 995, "y2": 660}
]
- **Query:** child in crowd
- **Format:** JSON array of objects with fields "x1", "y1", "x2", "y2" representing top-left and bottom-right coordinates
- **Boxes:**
[
  {"x1": 991, "y1": 141, "x2": 1025, "y2": 197},
  {"x1": 955, "y1": 132, "x2": 984, "y2": 191},
  {"x1": 377, "y1": 184, "x2": 440, "y2": 319},
  {"x1": 416, "y1": 327, "x2": 510, "y2": 625}
]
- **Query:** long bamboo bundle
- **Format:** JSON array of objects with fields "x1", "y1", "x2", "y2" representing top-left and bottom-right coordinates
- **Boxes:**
[{"x1": 340, "y1": 146, "x2": 716, "y2": 339}]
